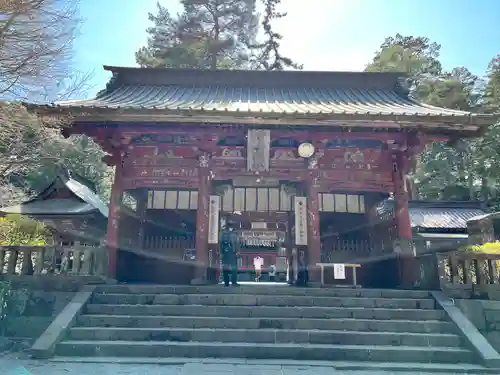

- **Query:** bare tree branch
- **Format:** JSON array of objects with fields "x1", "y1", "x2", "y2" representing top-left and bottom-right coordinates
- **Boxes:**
[{"x1": 0, "y1": 0, "x2": 93, "y2": 101}]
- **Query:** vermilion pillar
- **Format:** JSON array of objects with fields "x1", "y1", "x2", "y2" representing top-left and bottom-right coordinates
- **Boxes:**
[
  {"x1": 392, "y1": 152, "x2": 415, "y2": 287},
  {"x1": 195, "y1": 154, "x2": 210, "y2": 280},
  {"x1": 106, "y1": 156, "x2": 123, "y2": 279},
  {"x1": 137, "y1": 190, "x2": 148, "y2": 249},
  {"x1": 306, "y1": 167, "x2": 321, "y2": 282},
  {"x1": 394, "y1": 155, "x2": 412, "y2": 240}
]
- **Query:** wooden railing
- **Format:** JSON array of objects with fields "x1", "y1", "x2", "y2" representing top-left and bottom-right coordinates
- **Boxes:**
[
  {"x1": 117, "y1": 236, "x2": 196, "y2": 263},
  {"x1": 0, "y1": 245, "x2": 108, "y2": 276},
  {"x1": 143, "y1": 236, "x2": 195, "y2": 254},
  {"x1": 321, "y1": 239, "x2": 382, "y2": 263}
]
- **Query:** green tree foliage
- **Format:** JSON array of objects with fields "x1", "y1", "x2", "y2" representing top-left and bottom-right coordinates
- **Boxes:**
[
  {"x1": 136, "y1": 0, "x2": 259, "y2": 69},
  {"x1": 0, "y1": 0, "x2": 110, "y2": 204},
  {"x1": 366, "y1": 34, "x2": 442, "y2": 90},
  {"x1": 248, "y1": 0, "x2": 302, "y2": 70},
  {"x1": 0, "y1": 103, "x2": 111, "y2": 204},
  {"x1": 135, "y1": 4, "x2": 206, "y2": 69},
  {"x1": 136, "y1": 0, "x2": 300, "y2": 70},
  {"x1": 473, "y1": 55, "x2": 500, "y2": 206},
  {"x1": 366, "y1": 35, "x2": 500, "y2": 204},
  {"x1": 0, "y1": 215, "x2": 50, "y2": 246}
]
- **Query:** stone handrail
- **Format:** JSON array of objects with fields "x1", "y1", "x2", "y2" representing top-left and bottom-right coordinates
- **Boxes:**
[
  {"x1": 0, "y1": 245, "x2": 108, "y2": 276},
  {"x1": 436, "y1": 251, "x2": 500, "y2": 294}
]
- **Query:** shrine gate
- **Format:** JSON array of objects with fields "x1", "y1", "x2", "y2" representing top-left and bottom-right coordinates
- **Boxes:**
[{"x1": 28, "y1": 67, "x2": 498, "y2": 285}]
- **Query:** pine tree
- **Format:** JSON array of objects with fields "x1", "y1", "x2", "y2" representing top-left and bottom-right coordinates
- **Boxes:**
[
  {"x1": 136, "y1": 1, "x2": 259, "y2": 69},
  {"x1": 482, "y1": 56, "x2": 500, "y2": 113},
  {"x1": 249, "y1": 0, "x2": 302, "y2": 70},
  {"x1": 135, "y1": 4, "x2": 203, "y2": 68},
  {"x1": 366, "y1": 35, "x2": 483, "y2": 201},
  {"x1": 471, "y1": 55, "x2": 500, "y2": 204}
]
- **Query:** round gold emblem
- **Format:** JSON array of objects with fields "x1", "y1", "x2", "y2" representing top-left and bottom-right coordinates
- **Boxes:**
[{"x1": 298, "y1": 142, "x2": 315, "y2": 158}]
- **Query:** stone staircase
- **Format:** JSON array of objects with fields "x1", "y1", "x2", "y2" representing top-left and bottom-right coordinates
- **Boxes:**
[{"x1": 57, "y1": 284, "x2": 482, "y2": 367}]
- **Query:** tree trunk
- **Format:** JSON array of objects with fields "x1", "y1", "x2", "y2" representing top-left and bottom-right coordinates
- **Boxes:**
[{"x1": 211, "y1": 18, "x2": 220, "y2": 70}]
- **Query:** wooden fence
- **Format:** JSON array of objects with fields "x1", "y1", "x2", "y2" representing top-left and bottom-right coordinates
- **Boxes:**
[{"x1": 321, "y1": 239, "x2": 381, "y2": 263}]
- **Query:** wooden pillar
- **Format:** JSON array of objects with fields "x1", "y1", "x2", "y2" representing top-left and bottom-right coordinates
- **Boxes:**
[
  {"x1": 195, "y1": 154, "x2": 210, "y2": 280},
  {"x1": 392, "y1": 152, "x2": 415, "y2": 287},
  {"x1": 137, "y1": 190, "x2": 148, "y2": 249},
  {"x1": 394, "y1": 155, "x2": 412, "y2": 240},
  {"x1": 307, "y1": 159, "x2": 321, "y2": 282},
  {"x1": 286, "y1": 213, "x2": 295, "y2": 284},
  {"x1": 106, "y1": 155, "x2": 123, "y2": 279}
]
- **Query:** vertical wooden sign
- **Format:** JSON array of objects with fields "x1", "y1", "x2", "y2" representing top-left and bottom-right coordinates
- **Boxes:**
[
  {"x1": 247, "y1": 129, "x2": 270, "y2": 172},
  {"x1": 208, "y1": 195, "x2": 220, "y2": 244},
  {"x1": 294, "y1": 196, "x2": 308, "y2": 245}
]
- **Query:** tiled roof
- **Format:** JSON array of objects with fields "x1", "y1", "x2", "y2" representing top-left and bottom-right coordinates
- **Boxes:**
[
  {"x1": 0, "y1": 169, "x2": 109, "y2": 218},
  {"x1": 409, "y1": 207, "x2": 485, "y2": 229},
  {"x1": 64, "y1": 174, "x2": 108, "y2": 217},
  {"x1": 39, "y1": 66, "x2": 498, "y2": 127},
  {"x1": 0, "y1": 199, "x2": 97, "y2": 216},
  {"x1": 375, "y1": 200, "x2": 486, "y2": 230},
  {"x1": 57, "y1": 84, "x2": 471, "y2": 117}
]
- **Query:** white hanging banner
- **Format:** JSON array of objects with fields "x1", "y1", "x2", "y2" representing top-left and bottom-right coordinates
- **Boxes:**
[
  {"x1": 333, "y1": 264, "x2": 346, "y2": 279},
  {"x1": 208, "y1": 195, "x2": 220, "y2": 244},
  {"x1": 294, "y1": 196, "x2": 308, "y2": 245}
]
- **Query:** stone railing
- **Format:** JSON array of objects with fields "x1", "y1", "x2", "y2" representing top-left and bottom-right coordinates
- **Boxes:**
[
  {"x1": 437, "y1": 251, "x2": 500, "y2": 296},
  {"x1": 411, "y1": 250, "x2": 500, "y2": 296},
  {"x1": 0, "y1": 245, "x2": 108, "y2": 277}
]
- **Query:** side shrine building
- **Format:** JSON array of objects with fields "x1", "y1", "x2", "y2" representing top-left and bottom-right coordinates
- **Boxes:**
[{"x1": 28, "y1": 66, "x2": 499, "y2": 285}]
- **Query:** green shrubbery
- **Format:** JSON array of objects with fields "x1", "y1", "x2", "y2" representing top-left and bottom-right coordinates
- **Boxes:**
[
  {"x1": 461, "y1": 242, "x2": 500, "y2": 254},
  {"x1": 0, "y1": 214, "x2": 47, "y2": 338},
  {"x1": 0, "y1": 214, "x2": 50, "y2": 246}
]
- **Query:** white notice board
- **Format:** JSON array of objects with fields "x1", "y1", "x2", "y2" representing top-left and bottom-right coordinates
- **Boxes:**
[{"x1": 333, "y1": 264, "x2": 346, "y2": 279}]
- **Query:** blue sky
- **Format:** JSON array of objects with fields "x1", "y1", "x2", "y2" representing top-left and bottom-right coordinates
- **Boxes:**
[{"x1": 74, "y1": 0, "x2": 500, "y2": 98}]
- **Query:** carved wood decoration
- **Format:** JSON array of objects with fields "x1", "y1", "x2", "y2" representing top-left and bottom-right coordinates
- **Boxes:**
[
  {"x1": 131, "y1": 133, "x2": 193, "y2": 145},
  {"x1": 320, "y1": 148, "x2": 389, "y2": 171},
  {"x1": 270, "y1": 148, "x2": 302, "y2": 170},
  {"x1": 125, "y1": 178, "x2": 198, "y2": 189},
  {"x1": 107, "y1": 128, "x2": 414, "y2": 192},
  {"x1": 123, "y1": 145, "x2": 199, "y2": 167},
  {"x1": 212, "y1": 146, "x2": 246, "y2": 171},
  {"x1": 247, "y1": 129, "x2": 270, "y2": 172},
  {"x1": 124, "y1": 167, "x2": 199, "y2": 179}
]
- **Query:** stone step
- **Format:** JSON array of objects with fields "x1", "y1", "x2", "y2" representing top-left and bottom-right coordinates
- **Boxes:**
[
  {"x1": 95, "y1": 284, "x2": 432, "y2": 299},
  {"x1": 78, "y1": 314, "x2": 456, "y2": 333},
  {"x1": 85, "y1": 304, "x2": 447, "y2": 321},
  {"x1": 49, "y1": 357, "x2": 500, "y2": 374},
  {"x1": 56, "y1": 340, "x2": 476, "y2": 363},
  {"x1": 91, "y1": 293, "x2": 436, "y2": 309},
  {"x1": 68, "y1": 327, "x2": 463, "y2": 347}
]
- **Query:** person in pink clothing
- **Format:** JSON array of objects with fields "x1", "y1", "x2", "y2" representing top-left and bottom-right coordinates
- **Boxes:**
[{"x1": 253, "y1": 256, "x2": 264, "y2": 282}]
